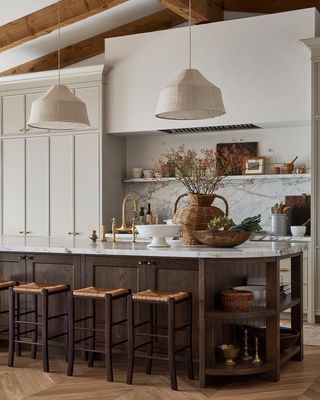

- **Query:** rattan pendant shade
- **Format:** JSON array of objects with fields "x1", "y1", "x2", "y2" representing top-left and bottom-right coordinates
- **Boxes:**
[
  {"x1": 28, "y1": 84, "x2": 90, "y2": 130},
  {"x1": 155, "y1": 68, "x2": 225, "y2": 120}
]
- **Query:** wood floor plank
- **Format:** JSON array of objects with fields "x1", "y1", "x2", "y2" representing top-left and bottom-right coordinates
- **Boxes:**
[{"x1": 0, "y1": 347, "x2": 317, "y2": 399}]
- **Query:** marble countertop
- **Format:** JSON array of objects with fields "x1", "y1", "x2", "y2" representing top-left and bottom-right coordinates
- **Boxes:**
[
  {"x1": 251, "y1": 234, "x2": 311, "y2": 243},
  {"x1": 0, "y1": 236, "x2": 307, "y2": 259}
]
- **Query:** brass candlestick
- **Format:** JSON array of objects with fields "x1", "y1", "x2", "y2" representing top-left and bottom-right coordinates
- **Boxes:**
[
  {"x1": 111, "y1": 218, "x2": 116, "y2": 242},
  {"x1": 241, "y1": 328, "x2": 252, "y2": 361},
  {"x1": 252, "y1": 336, "x2": 262, "y2": 364},
  {"x1": 101, "y1": 225, "x2": 107, "y2": 242}
]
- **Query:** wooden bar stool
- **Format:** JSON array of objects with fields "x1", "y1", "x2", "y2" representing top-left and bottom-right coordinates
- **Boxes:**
[
  {"x1": 8, "y1": 282, "x2": 70, "y2": 372},
  {"x1": 127, "y1": 289, "x2": 194, "y2": 391},
  {"x1": 67, "y1": 286, "x2": 131, "y2": 382}
]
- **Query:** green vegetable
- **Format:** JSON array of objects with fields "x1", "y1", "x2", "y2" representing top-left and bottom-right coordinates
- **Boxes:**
[
  {"x1": 228, "y1": 215, "x2": 262, "y2": 232},
  {"x1": 208, "y1": 215, "x2": 235, "y2": 231}
]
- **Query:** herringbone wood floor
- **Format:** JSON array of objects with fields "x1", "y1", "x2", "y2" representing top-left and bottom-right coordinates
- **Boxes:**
[{"x1": 0, "y1": 347, "x2": 318, "y2": 399}]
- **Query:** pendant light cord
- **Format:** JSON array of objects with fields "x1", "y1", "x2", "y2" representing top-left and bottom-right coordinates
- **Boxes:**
[
  {"x1": 188, "y1": 0, "x2": 192, "y2": 69},
  {"x1": 58, "y1": 0, "x2": 61, "y2": 85}
]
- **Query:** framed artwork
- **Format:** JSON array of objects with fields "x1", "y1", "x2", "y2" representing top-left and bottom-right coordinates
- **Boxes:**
[
  {"x1": 216, "y1": 142, "x2": 258, "y2": 175},
  {"x1": 242, "y1": 157, "x2": 265, "y2": 175}
]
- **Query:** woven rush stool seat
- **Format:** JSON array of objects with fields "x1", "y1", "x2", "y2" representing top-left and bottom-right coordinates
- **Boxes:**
[
  {"x1": 8, "y1": 282, "x2": 70, "y2": 373},
  {"x1": 68, "y1": 286, "x2": 131, "y2": 382},
  {"x1": 0, "y1": 280, "x2": 16, "y2": 290},
  {"x1": 13, "y1": 282, "x2": 68, "y2": 294},
  {"x1": 127, "y1": 289, "x2": 194, "y2": 391},
  {"x1": 132, "y1": 289, "x2": 190, "y2": 303},
  {"x1": 73, "y1": 287, "x2": 129, "y2": 299}
]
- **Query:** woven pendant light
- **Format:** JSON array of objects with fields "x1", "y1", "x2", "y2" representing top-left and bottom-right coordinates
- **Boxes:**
[
  {"x1": 155, "y1": 0, "x2": 225, "y2": 120},
  {"x1": 28, "y1": 1, "x2": 90, "y2": 130}
]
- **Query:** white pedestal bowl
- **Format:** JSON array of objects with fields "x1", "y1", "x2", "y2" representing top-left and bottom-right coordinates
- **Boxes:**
[{"x1": 136, "y1": 224, "x2": 180, "y2": 247}]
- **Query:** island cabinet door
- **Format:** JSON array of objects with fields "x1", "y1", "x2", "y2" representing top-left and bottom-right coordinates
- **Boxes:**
[
  {"x1": 84, "y1": 256, "x2": 148, "y2": 346},
  {"x1": 25, "y1": 254, "x2": 81, "y2": 339},
  {"x1": 0, "y1": 253, "x2": 26, "y2": 333},
  {"x1": 145, "y1": 258, "x2": 199, "y2": 356}
]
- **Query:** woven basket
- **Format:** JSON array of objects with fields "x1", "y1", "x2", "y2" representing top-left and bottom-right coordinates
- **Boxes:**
[
  {"x1": 221, "y1": 289, "x2": 254, "y2": 312},
  {"x1": 173, "y1": 193, "x2": 229, "y2": 245},
  {"x1": 194, "y1": 230, "x2": 250, "y2": 248}
]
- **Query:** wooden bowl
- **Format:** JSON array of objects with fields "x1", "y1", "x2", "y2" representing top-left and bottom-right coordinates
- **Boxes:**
[
  {"x1": 245, "y1": 326, "x2": 300, "y2": 351},
  {"x1": 194, "y1": 230, "x2": 251, "y2": 248}
]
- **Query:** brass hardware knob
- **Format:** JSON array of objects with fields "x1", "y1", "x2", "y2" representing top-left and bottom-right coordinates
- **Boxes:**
[
  {"x1": 18, "y1": 256, "x2": 25, "y2": 260},
  {"x1": 138, "y1": 261, "x2": 145, "y2": 265},
  {"x1": 147, "y1": 261, "x2": 154, "y2": 265},
  {"x1": 25, "y1": 256, "x2": 33, "y2": 260}
]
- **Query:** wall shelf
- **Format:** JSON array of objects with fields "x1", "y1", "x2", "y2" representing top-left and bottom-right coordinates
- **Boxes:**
[{"x1": 123, "y1": 173, "x2": 311, "y2": 183}]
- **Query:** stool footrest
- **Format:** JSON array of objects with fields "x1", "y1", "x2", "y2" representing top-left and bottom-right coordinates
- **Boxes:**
[
  {"x1": 134, "y1": 353, "x2": 168, "y2": 361},
  {"x1": 48, "y1": 332, "x2": 67, "y2": 341},
  {"x1": 14, "y1": 320, "x2": 42, "y2": 326},
  {"x1": 134, "y1": 320, "x2": 151, "y2": 329},
  {"x1": 111, "y1": 338, "x2": 127, "y2": 347},
  {"x1": 48, "y1": 313, "x2": 68, "y2": 320},
  {"x1": 15, "y1": 328, "x2": 36, "y2": 336},
  {"x1": 74, "y1": 335, "x2": 94, "y2": 344},
  {"x1": 175, "y1": 345, "x2": 190, "y2": 354},
  {"x1": 136, "y1": 332, "x2": 168, "y2": 339},
  {"x1": 74, "y1": 316, "x2": 93, "y2": 324},
  {"x1": 134, "y1": 341, "x2": 152, "y2": 351},
  {"x1": 75, "y1": 326, "x2": 105, "y2": 333}
]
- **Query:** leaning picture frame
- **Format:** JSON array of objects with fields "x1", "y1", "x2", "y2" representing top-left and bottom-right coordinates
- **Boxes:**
[{"x1": 242, "y1": 157, "x2": 265, "y2": 175}]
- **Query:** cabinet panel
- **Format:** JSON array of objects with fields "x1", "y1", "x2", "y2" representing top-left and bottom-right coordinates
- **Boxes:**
[
  {"x1": 25, "y1": 92, "x2": 47, "y2": 133},
  {"x1": 74, "y1": 134, "x2": 99, "y2": 236},
  {"x1": 2, "y1": 139, "x2": 25, "y2": 235},
  {"x1": 26, "y1": 137, "x2": 49, "y2": 236},
  {"x1": 50, "y1": 135, "x2": 73, "y2": 236},
  {"x1": 2, "y1": 95, "x2": 25, "y2": 135},
  {"x1": 74, "y1": 87, "x2": 99, "y2": 129}
]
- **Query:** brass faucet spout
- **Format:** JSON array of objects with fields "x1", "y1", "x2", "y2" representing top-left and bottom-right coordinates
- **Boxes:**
[{"x1": 117, "y1": 193, "x2": 138, "y2": 233}]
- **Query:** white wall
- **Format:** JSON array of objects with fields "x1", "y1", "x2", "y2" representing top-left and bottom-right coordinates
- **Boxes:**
[
  {"x1": 106, "y1": 8, "x2": 318, "y2": 133},
  {"x1": 126, "y1": 125, "x2": 311, "y2": 176}
]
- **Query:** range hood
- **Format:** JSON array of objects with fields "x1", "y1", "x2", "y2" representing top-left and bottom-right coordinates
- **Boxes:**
[{"x1": 159, "y1": 123, "x2": 261, "y2": 135}]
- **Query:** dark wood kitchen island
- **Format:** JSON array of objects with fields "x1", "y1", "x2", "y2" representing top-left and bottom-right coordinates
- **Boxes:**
[{"x1": 0, "y1": 237, "x2": 306, "y2": 387}]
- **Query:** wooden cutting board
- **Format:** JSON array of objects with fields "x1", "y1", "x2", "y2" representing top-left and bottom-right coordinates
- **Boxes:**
[{"x1": 284, "y1": 194, "x2": 311, "y2": 235}]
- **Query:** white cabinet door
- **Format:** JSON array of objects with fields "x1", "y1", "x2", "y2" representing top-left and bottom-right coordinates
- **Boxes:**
[
  {"x1": 74, "y1": 133, "x2": 99, "y2": 236},
  {"x1": 25, "y1": 137, "x2": 49, "y2": 236},
  {"x1": 25, "y1": 92, "x2": 47, "y2": 134},
  {"x1": 50, "y1": 135, "x2": 74, "y2": 236},
  {"x1": 74, "y1": 87, "x2": 99, "y2": 130},
  {"x1": 2, "y1": 139, "x2": 25, "y2": 234},
  {"x1": 2, "y1": 95, "x2": 25, "y2": 135}
]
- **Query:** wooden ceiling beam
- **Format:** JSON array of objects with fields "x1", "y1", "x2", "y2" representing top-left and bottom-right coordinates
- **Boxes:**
[
  {"x1": 158, "y1": 0, "x2": 223, "y2": 23},
  {"x1": 0, "y1": 9, "x2": 185, "y2": 77},
  {"x1": 0, "y1": 0, "x2": 127, "y2": 52},
  {"x1": 224, "y1": 0, "x2": 320, "y2": 14}
]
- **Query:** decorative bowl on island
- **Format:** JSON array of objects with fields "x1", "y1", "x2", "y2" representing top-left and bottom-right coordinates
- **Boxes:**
[
  {"x1": 136, "y1": 224, "x2": 180, "y2": 248},
  {"x1": 194, "y1": 230, "x2": 251, "y2": 248}
]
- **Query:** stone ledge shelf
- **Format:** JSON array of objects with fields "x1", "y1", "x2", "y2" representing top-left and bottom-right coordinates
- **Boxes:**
[{"x1": 123, "y1": 173, "x2": 311, "y2": 183}]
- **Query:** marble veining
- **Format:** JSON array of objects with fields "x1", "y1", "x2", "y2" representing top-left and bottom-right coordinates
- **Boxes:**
[
  {"x1": 127, "y1": 176, "x2": 311, "y2": 229},
  {"x1": 0, "y1": 236, "x2": 307, "y2": 258}
]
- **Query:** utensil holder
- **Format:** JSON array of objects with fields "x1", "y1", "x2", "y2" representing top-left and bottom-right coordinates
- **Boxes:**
[{"x1": 271, "y1": 214, "x2": 288, "y2": 236}]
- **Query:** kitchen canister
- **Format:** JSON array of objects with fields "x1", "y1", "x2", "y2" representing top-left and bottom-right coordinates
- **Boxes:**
[{"x1": 271, "y1": 213, "x2": 288, "y2": 236}]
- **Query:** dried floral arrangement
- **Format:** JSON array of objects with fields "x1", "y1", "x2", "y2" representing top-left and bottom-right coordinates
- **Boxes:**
[{"x1": 152, "y1": 144, "x2": 249, "y2": 195}]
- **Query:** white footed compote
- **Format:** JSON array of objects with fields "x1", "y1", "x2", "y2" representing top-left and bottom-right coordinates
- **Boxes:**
[{"x1": 136, "y1": 224, "x2": 180, "y2": 248}]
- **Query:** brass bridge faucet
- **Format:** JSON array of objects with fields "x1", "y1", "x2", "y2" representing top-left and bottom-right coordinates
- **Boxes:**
[{"x1": 116, "y1": 193, "x2": 138, "y2": 233}]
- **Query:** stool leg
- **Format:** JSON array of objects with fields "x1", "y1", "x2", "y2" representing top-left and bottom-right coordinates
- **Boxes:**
[
  {"x1": 186, "y1": 296, "x2": 194, "y2": 380},
  {"x1": 168, "y1": 298, "x2": 177, "y2": 391},
  {"x1": 126, "y1": 295, "x2": 134, "y2": 385},
  {"x1": 15, "y1": 293, "x2": 21, "y2": 357},
  {"x1": 88, "y1": 299, "x2": 96, "y2": 368},
  {"x1": 31, "y1": 295, "x2": 38, "y2": 359},
  {"x1": 145, "y1": 303, "x2": 153, "y2": 374},
  {"x1": 42, "y1": 290, "x2": 49, "y2": 373},
  {"x1": 105, "y1": 294, "x2": 113, "y2": 382},
  {"x1": 67, "y1": 292, "x2": 75, "y2": 377},
  {"x1": 8, "y1": 287, "x2": 15, "y2": 367},
  {"x1": 64, "y1": 290, "x2": 69, "y2": 363}
]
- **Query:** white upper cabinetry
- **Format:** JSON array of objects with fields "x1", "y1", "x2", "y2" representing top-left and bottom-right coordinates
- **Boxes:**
[
  {"x1": 105, "y1": 8, "x2": 317, "y2": 134},
  {"x1": 0, "y1": 65, "x2": 118, "y2": 238}
]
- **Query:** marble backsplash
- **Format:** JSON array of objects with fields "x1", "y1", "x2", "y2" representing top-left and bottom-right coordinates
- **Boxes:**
[{"x1": 126, "y1": 175, "x2": 311, "y2": 231}]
